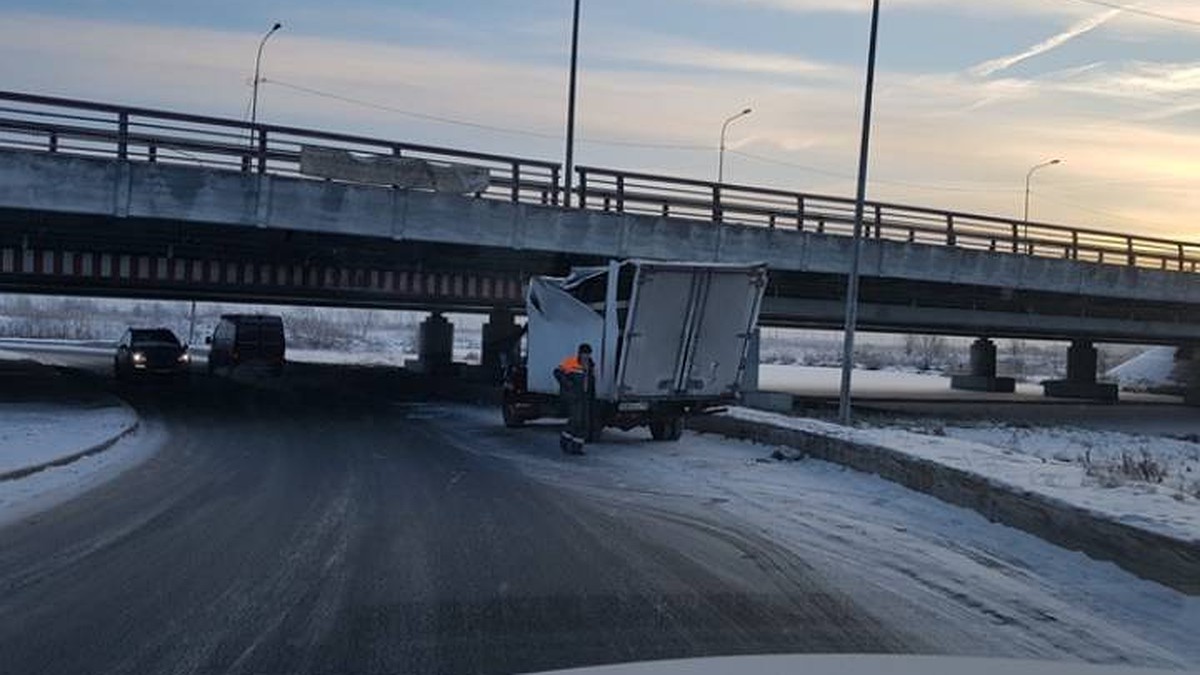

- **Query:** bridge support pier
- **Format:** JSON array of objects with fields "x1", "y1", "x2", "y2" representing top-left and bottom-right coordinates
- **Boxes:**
[
  {"x1": 481, "y1": 308, "x2": 522, "y2": 382},
  {"x1": 950, "y1": 338, "x2": 1015, "y2": 392},
  {"x1": 417, "y1": 312, "x2": 455, "y2": 375},
  {"x1": 1043, "y1": 339, "x2": 1118, "y2": 402},
  {"x1": 1171, "y1": 345, "x2": 1200, "y2": 406}
]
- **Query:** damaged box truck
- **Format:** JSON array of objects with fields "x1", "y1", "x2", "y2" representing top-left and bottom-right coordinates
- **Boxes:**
[{"x1": 502, "y1": 260, "x2": 767, "y2": 441}]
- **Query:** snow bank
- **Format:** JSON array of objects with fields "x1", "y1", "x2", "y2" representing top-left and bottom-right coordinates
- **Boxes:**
[
  {"x1": 0, "y1": 420, "x2": 163, "y2": 529},
  {"x1": 725, "y1": 407, "x2": 1200, "y2": 544},
  {"x1": 899, "y1": 422, "x2": 1200, "y2": 498},
  {"x1": 0, "y1": 400, "x2": 138, "y2": 478}
]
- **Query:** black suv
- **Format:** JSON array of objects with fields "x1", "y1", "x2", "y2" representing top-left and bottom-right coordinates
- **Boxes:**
[{"x1": 114, "y1": 328, "x2": 190, "y2": 379}]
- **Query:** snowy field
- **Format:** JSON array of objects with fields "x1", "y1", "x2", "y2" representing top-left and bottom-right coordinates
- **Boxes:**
[
  {"x1": 286, "y1": 346, "x2": 480, "y2": 366},
  {"x1": 760, "y1": 364, "x2": 1043, "y2": 397},
  {"x1": 1108, "y1": 346, "x2": 1181, "y2": 392}
]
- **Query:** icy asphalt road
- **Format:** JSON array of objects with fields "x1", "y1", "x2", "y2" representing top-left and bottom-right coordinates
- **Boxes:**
[{"x1": 0, "y1": 348, "x2": 1195, "y2": 674}]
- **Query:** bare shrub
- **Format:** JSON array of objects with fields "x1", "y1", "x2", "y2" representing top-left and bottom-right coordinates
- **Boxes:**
[{"x1": 1082, "y1": 449, "x2": 1168, "y2": 488}]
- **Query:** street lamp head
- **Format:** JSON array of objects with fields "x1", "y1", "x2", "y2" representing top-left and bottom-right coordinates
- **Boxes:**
[
  {"x1": 270, "y1": 22, "x2": 282, "y2": 32},
  {"x1": 741, "y1": 107, "x2": 752, "y2": 115},
  {"x1": 1050, "y1": 158, "x2": 1061, "y2": 165}
]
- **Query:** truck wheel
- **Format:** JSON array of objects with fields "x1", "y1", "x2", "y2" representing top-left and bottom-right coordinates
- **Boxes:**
[
  {"x1": 502, "y1": 401, "x2": 524, "y2": 428},
  {"x1": 649, "y1": 416, "x2": 684, "y2": 442}
]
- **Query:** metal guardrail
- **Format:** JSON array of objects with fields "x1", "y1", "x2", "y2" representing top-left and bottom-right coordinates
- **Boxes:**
[
  {"x1": 0, "y1": 90, "x2": 1196, "y2": 273},
  {"x1": 0, "y1": 91, "x2": 562, "y2": 206},
  {"x1": 575, "y1": 167, "x2": 1200, "y2": 273}
]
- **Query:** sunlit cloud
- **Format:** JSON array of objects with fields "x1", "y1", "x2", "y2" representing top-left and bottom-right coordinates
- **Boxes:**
[{"x1": 0, "y1": 8, "x2": 1199, "y2": 239}]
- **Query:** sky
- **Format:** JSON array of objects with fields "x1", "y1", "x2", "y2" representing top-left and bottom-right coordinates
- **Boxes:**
[{"x1": 2, "y1": 1, "x2": 1200, "y2": 239}]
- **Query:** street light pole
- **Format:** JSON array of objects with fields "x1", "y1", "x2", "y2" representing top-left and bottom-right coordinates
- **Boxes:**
[
  {"x1": 1023, "y1": 158, "x2": 1061, "y2": 252},
  {"x1": 837, "y1": 0, "x2": 881, "y2": 427},
  {"x1": 563, "y1": 0, "x2": 581, "y2": 208},
  {"x1": 718, "y1": 107, "x2": 752, "y2": 184},
  {"x1": 250, "y1": 22, "x2": 283, "y2": 129}
]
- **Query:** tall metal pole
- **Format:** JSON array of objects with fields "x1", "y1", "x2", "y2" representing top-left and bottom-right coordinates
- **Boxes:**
[
  {"x1": 1023, "y1": 158, "x2": 1061, "y2": 251},
  {"x1": 188, "y1": 300, "x2": 197, "y2": 345},
  {"x1": 563, "y1": 0, "x2": 581, "y2": 208},
  {"x1": 837, "y1": 0, "x2": 881, "y2": 426},
  {"x1": 718, "y1": 107, "x2": 752, "y2": 184},
  {"x1": 250, "y1": 22, "x2": 282, "y2": 129}
]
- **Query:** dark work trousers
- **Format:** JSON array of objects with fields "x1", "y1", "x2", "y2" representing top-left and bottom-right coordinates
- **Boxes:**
[{"x1": 557, "y1": 371, "x2": 591, "y2": 452}]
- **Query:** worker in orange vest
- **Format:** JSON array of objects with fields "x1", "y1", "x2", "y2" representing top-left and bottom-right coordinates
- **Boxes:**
[{"x1": 554, "y1": 342, "x2": 594, "y2": 455}]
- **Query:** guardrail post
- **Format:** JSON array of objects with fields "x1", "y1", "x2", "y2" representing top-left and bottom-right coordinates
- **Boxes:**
[
  {"x1": 148, "y1": 145, "x2": 157, "y2": 163},
  {"x1": 713, "y1": 185, "x2": 722, "y2": 224},
  {"x1": 1126, "y1": 237, "x2": 1135, "y2": 266},
  {"x1": 511, "y1": 162, "x2": 521, "y2": 202},
  {"x1": 577, "y1": 169, "x2": 587, "y2": 209},
  {"x1": 873, "y1": 204, "x2": 882, "y2": 238},
  {"x1": 946, "y1": 214, "x2": 956, "y2": 246},
  {"x1": 48, "y1": 132, "x2": 58, "y2": 153},
  {"x1": 1071, "y1": 231, "x2": 1079, "y2": 260},
  {"x1": 616, "y1": 174, "x2": 625, "y2": 213},
  {"x1": 1011, "y1": 223, "x2": 1019, "y2": 253},
  {"x1": 1179, "y1": 244, "x2": 1185, "y2": 271},
  {"x1": 551, "y1": 166, "x2": 561, "y2": 206},
  {"x1": 117, "y1": 111, "x2": 129, "y2": 160},
  {"x1": 796, "y1": 196, "x2": 805, "y2": 231},
  {"x1": 256, "y1": 128, "x2": 268, "y2": 174}
]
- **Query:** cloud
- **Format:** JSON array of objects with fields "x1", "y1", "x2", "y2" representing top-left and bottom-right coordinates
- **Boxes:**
[
  {"x1": 698, "y1": 0, "x2": 1093, "y2": 19},
  {"x1": 970, "y1": 7, "x2": 1124, "y2": 78},
  {"x1": 613, "y1": 40, "x2": 846, "y2": 79}
]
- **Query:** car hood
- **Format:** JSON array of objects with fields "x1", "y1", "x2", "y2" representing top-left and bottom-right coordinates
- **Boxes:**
[{"x1": 530, "y1": 655, "x2": 1189, "y2": 675}]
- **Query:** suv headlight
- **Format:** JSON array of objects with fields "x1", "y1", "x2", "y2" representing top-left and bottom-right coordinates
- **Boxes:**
[
  {"x1": 132, "y1": 352, "x2": 147, "y2": 364},
  {"x1": 178, "y1": 352, "x2": 191, "y2": 363}
]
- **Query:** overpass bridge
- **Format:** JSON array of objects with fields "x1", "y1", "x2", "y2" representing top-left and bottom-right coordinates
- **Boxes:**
[{"x1": 1, "y1": 90, "x2": 1198, "y2": 400}]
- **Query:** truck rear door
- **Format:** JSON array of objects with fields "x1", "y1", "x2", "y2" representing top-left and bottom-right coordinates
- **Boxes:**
[{"x1": 616, "y1": 262, "x2": 766, "y2": 400}]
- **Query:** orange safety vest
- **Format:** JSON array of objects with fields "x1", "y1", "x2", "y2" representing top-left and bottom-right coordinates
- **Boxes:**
[{"x1": 558, "y1": 355, "x2": 589, "y2": 374}]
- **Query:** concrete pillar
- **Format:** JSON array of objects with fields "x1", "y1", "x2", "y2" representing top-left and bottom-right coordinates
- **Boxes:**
[
  {"x1": 417, "y1": 312, "x2": 454, "y2": 374},
  {"x1": 1174, "y1": 345, "x2": 1200, "y2": 406},
  {"x1": 1044, "y1": 339, "x2": 1118, "y2": 402},
  {"x1": 951, "y1": 338, "x2": 1015, "y2": 392},
  {"x1": 1066, "y1": 340, "x2": 1098, "y2": 383},
  {"x1": 738, "y1": 327, "x2": 795, "y2": 413},
  {"x1": 481, "y1": 308, "x2": 521, "y2": 381},
  {"x1": 741, "y1": 327, "x2": 760, "y2": 392}
]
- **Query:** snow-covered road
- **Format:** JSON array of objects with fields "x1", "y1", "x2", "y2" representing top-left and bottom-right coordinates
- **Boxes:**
[{"x1": 446, "y1": 405, "x2": 1200, "y2": 668}]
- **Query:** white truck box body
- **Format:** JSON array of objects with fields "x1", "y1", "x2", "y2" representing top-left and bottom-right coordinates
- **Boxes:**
[{"x1": 525, "y1": 260, "x2": 767, "y2": 402}]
